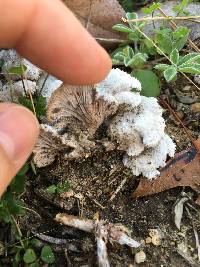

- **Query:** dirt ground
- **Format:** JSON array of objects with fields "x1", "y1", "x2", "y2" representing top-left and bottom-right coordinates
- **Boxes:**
[
  {"x1": 1, "y1": 0, "x2": 200, "y2": 266},
  {"x1": 19, "y1": 74, "x2": 200, "y2": 267}
]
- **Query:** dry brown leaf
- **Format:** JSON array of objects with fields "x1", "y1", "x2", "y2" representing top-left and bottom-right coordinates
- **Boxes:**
[
  {"x1": 63, "y1": 0, "x2": 125, "y2": 48},
  {"x1": 132, "y1": 147, "x2": 200, "y2": 199}
]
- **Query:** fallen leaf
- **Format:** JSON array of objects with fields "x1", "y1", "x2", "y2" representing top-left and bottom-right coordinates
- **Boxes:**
[
  {"x1": 174, "y1": 197, "x2": 188, "y2": 230},
  {"x1": 133, "y1": 147, "x2": 200, "y2": 199},
  {"x1": 63, "y1": 0, "x2": 125, "y2": 48}
]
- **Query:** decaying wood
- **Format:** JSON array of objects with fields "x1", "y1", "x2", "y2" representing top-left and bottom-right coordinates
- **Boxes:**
[
  {"x1": 133, "y1": 147, "x2": 200, "y2": 198},
  {"x1": 55, "y1": 213, "x2": 140, "y2": 266},
  {"x1": 63, "y1": 0, "x2": 125, "y2": 48}
]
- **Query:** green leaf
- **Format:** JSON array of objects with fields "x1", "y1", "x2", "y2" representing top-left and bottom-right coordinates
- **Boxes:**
[
  {"x1": 57, "y1": 181, "x2": 71, "y2": 194},
  {"x1": 178, "y1": 63, "x2": 200, "y2": 74},
  {"x1": 132, "y1": 70, "x2": 160, "y2": 97},
  {"x1": 155, "y1": 28, "x2": 173, "y2": 55},
  {"x1": 125, "y1": 52, "x2": 148, "y2": 67},
  {"x1": 30, "y1": 160, "x2": 37, "y2": 175},
  {"x1": 7, "y1": 65, "x2": 27, "y2": 75},
  {"x1": 173, "y1": 0, "x2": 192, "y2": 15},
  {"x1": 172, "y1": 26, "x2": 190, "y2": 39},
  {"x1": 154, "y1": 64, "x2": 170, "y2": 71},
  {"x1": 10, "y1": 174, "x2": 26, "y2": 194},
  {"x1": 17, "y1": 163, "x2": 29, "y2": 176},
  {"x1": 178, "y1": 53, "x2": 200, "y2": 65},
  {"x1": 29, "y1": 261, "x2": 40, "y2": 267},
  {"x1": 141, "y1": 3, "x2": 161, "y2": 14},
  {"x1": 45, "y1": 185, "x2": 57, "y2": 194},
  {"x1": 126, "y1": 12, "x2": 138, "y2": 29},
  {"x1": 164, "y1": 66, "x2": 177, "y2": 82},
  {"x1": 23, "y1": 249, "x2": 37, "y2": 264},
  {"x1": 170, "y1": 49, "x2": 179, "y2": 65},
  {"x1": 112, "y1": 24, "x2": 132, "y2": 33},
  {"x1": 40, "y1": 245, "x2": 55, "y2": 264},
  {"x1": 30, "y1": 238, "x2": 41, "y2": 247}
]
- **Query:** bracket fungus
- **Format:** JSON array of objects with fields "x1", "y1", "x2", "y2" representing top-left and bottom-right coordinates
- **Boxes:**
[{"x1": 33, "y1": 68, "x2": 176, "y2": 179}]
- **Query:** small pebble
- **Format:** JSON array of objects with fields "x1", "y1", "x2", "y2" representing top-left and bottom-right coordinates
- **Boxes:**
[
  {"x1": 149, "y1": 229, "x2": 162, "y2": 246},
  {"x1": 145, "y1": 237, "x2": 152, "y2": 244},
  {"x1": 135, "y1": 251, "x2": 146, "y2": 264},
  {"x1": 191, "y1": 102, "x2": 200, "y2": 113}
]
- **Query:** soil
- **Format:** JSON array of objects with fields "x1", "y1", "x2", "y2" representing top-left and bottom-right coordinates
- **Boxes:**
[
  {"x1": 1, "y1": 1, "x2": 200, "y2": 267},
  {"x1": 8, "y1": 75, "x2": 199, "y2": 267}
]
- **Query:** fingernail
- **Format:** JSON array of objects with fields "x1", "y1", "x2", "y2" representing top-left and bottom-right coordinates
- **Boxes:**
[{"x1": 0, "y1": 106, "x2": 39, "y2": 163}]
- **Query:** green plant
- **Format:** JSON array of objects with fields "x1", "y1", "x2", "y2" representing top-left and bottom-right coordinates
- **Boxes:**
[
  {"x1": 155, "y1": 50, "x2": 200, "y2": 82},
  {"x1": 45, "y1": 180, "x2": 71, "y2": 195},
  {"x1": 18, "y1": 95, "x2": 46, "y2": 120},
  {"x1": 11, "y1": 238, "x2": 55, "y2": 267},
  {"x1": 173, "y1": 0, "x2": 192, "y2": 16},
  {"x1": 111, "y1": 1, "x2": 199, "y2": 96},
  {"x1": 0, "y1": 164, "x2": 29, "y2": 226}
]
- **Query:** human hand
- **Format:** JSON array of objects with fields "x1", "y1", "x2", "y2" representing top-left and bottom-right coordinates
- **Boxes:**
[{"x1": 0, "y1": 0, "x2": 111, "y2": 196}]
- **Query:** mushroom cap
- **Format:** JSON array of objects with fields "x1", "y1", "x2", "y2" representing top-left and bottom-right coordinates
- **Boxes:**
[{"x1": 47, "y1": 84, "x2": 117, "y2": 136}]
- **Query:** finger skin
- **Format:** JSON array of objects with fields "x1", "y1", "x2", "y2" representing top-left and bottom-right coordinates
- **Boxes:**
[
  {"x1": 0, "y1": 0, "x2": 111, "y2": 84},
  {"x1": 0, "y1": 104, "x2": 39, "y2": 196}
]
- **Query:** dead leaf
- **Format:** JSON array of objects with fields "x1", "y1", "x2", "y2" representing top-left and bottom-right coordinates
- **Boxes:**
[
  {"x1": 133, "y1": 147, "x2": 200, "y2": 199},
  {"x1": 174, "y1": 197, "x2": 188, "y2": 230},
  {"x1": 63, "y1": 0, "x2": 126, "y2": 48}
]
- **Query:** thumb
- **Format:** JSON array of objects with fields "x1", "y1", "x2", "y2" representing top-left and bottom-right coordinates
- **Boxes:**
[{"x1": 0, "y1": 104, "x2": 39, "y2": 196}]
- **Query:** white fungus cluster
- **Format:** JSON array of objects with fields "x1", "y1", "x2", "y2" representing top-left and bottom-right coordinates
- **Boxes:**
[
  {"x1": 31, "y1": 67, "x2": 175, "y2": 179},
  {"x1": 0, "y1": 49, "x2": 41, "y2": 80},
  {"x1": 96, "y1": 68, "x2": 141, "y2": 107},
  {"x1": 97, "y1": 69, "x2": 176, "y2": 179},
  {"x1": 0, "y1": 50, "x2": 63, "y2": 103}
]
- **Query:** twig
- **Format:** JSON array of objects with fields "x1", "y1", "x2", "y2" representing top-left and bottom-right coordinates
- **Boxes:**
[
  {"x1": 55, "y1": 214, "x2": 140, "y2": 248},
  {"x1": 56, "y1": 214, "x2": 140, "y2": 267},
  {"x1": 158, "y1": 8, "x2": 200, "y2": 53},
  {"x1": 20, "y1": 61, "x2": 37, "y2": 116},
  {"x1": 177, "y1": 248, "x2": 199, "y2": 267},
  {"x1": 159, "y1": 99, "x2": 198, "y2": 151},
  {"x1": 110, "y1": 177, "x2": 128, "y2": 201},
  {"x1": 64, "y1": 249, "x2": 72, "y2": 267},
  {"x1": 86, "y1": 191, "x2": 105, "y2": 209},
  {"x1": 122, "y1": 15, "x2": 200, "y2": 23},
  {"x1": 33, "y1": 232, "x2": 68, "y2": 245},
  {"x1": 95, "y1": 37, "x2": 127, "y2": 44},
  {"x1": 38, "y1": 73, "x2": 49, "y2": 96},
  {"x1": 86, "y1": 0, "x2": 93, "y2": 30}
]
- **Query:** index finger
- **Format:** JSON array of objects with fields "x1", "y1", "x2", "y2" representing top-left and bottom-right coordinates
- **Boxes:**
[{"x1": 0, "y1": 0, "x2": 111, "y2": 84}]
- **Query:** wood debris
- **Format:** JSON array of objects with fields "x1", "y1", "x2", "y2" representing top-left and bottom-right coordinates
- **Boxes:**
[{"x1": 55, "y1": 213, "x2": 140, "y2": 266}]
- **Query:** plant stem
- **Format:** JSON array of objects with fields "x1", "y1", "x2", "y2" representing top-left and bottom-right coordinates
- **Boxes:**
[
  {"x1": 122, "y1": 15, "x2": 200, "y2": 23},
  {"x1": 130, "y1": 24, "x2": 200, "y2": 91},
  {"x1": 158, "y1": 8, "x2": 200, "y2": 53}
]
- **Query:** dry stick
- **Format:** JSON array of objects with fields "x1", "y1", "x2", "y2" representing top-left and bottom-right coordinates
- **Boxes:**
[
  {"x1": 159, "y1": 99, "x2": 199, "y2": 151},
  {"x1": 123, "y1": 15, "x2": 200, "y2": 23},
  {"x1": 158, "y1": 8, "x2": 200, "y2": 53},
  {"x1": 56, "y1": 214, "x2": 140, "y2": 266},
  {"x1": 20, "y1": 61, "x2": 37, "y2": 116},
  {"x1": 86, "y1": 0, "x2": 93, "y2": 30},
  {"x1": 86, "y1": 192, "x2": 105, "y2": 209},
  {"x1": 55, "y1": 214, "x2": 141, "y2": 248},
  {"x1": 110, "y1": 177, "x2": 128, "y2": 201},
  {"x1": 121, "y1": 19, "x2": 200, "y2": 91}
]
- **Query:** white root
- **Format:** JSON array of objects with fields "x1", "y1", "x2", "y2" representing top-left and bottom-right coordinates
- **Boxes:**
[{"x1": 55, "y1": 213, "x2": 140, "y2": 267}]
